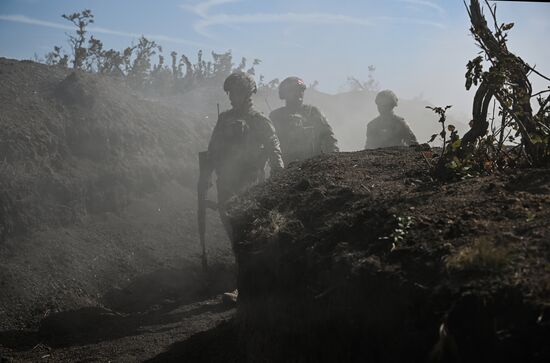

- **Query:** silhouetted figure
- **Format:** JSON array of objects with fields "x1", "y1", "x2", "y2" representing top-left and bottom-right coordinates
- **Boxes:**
[
  {"x1": 207, "y1": 72, "x2": 283, "y2": 210},
  {"x1": 201, "y1": 72, "x2": 284, "y2": 304},
  {"x1": 365, "y1": 90, "x2": 417, "y2": 149},
  {"x1": 269, "y1": 77, "x2": 338, "y2": 164}
]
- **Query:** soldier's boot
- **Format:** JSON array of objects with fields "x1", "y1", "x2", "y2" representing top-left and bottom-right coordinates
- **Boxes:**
[{"x1": 222, "y1": 289, "x2": 238, "y2": 306}]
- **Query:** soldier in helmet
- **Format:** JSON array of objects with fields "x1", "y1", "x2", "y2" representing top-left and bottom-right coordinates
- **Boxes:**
[
  {"x1": 269, "y1": 76, "x2": 338, "y2": 164},
  {"x1": 202, "y1": 72, "x2": 284, "y2": 304},
  {"x1": 207, "y1": 71, "x2": 284, "y2": 230},
  {"x1": 365, "y1": 90, "x2": 418, "y2": 149}
]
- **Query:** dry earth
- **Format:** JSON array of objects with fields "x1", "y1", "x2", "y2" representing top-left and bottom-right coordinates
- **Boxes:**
[
  {"x1": 0, "y1": 58, "x2": 235, "y2": 362},
  {"x1": 1, "y1": 58, "x2": 549, "y2": 362},
  {"x1": 219, "y1": 148, "x2": 550, "y2": 363}
]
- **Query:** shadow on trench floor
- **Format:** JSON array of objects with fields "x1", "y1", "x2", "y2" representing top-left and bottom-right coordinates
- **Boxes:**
[
  {"x1": 145, "y1": 319, "x2": 242, "y2": 363},
  {"x1": 0, "y1": 262, "x2": 236, "y2": 351}
]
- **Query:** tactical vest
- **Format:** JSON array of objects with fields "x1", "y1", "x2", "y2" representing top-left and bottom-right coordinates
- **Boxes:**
[
  {"x1": 277, "y1": 112, "x2": 315, "y2": 163},
  {"x1": 215, "y1": 116, "x2": 266, "y2": 184}
]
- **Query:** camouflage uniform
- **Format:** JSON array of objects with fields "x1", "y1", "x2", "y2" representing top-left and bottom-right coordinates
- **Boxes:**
[
  {"x1": 207, "y1": 72, "x2": 284, "y2": 208},
  {"x1": 269, "y1": 77, "x2": 338, "y2": 164},
  {"x1": 365, "y1": 90, "x2": 418, "y2": 149},
  {"x1": 204, "y1": 73, "x2": 284, "y2": 304}
]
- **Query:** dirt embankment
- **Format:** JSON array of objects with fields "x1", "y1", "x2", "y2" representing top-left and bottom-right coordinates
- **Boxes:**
[
  {"x1": 0, "y1": 58, "x2": 233, "y2": 334},
  {"x1": 175, "y1": 148, "x2": 550, "y2": 363},
  {"x1": 0, "y1": 57, "x2": 211, "y2": 240}
]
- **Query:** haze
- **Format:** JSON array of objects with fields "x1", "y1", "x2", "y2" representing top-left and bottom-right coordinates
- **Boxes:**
[{"x1": 1, "y1": 0, "x2": 549, "y2": 149}]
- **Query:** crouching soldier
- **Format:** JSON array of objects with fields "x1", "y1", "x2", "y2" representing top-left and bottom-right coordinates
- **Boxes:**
[
  {"x1": 199, "y1": 72, "x2": 284, "y2": 304},
  {"x1": 365, "y1": 89, "x2": 418, "y2": 149},
  {"x1": 269, "y1": 76, "x2": 338, "y2": 164}
]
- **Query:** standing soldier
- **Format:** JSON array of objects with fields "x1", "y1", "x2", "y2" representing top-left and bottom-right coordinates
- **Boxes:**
[
  {"x1": 365, "y1": 90, "x2": 418, "y2": 149},
  {"x1": 269, "y1": 77, "x2": 338, "y2": 164},
  {"x1": 201, "y1": 71, "x2": 284, "y2": 238},
  {"x1": 198, "y1": 72, "x2": 284, "y2": 304}
]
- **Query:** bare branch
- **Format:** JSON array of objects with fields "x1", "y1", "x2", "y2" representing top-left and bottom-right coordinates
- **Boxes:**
[{"x1": 531, "y1": 89, "x2": 550, "y2": 99}]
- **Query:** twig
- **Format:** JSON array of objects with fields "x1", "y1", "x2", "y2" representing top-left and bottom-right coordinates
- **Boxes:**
[
  {"x1": 32, "y1": 342, "x2": 42, "y2": 351},
  {"x1": 497, "y1": 108, "x2": 507, "y2": 157},
  {"x1": 536, "y1": 95, "x2": 550, "y2": 119},
  {"x1": 463, "y1": 0, "x2": 472, "y2": 18},
  {"x1": 486, "y1": 0, "x2": 500, "y2": 37},
  {"x1": 531, "y1": 89, "x2": 550, "y2": 98},
  {"x1": 493, "y1": 93, "x2": 534, "y2": 146},
  {"x1": 537, "y1": 121, "x2": 550, "y2": 133},
  {"x1": 527, "y1": 65, "x2": 550, "y2": 82},
  {"x1": 521, "y1": 146, "x2": 534, "y2": 166},
  {"x1": 490, "y1": 98, "x2": 496, "y2": 133},
  {"x1": 359, "y1": 183, "x2": 371, "y2": 193},
  {"x1": 421, "y1": 151, "x2": 433, "y2": 169}
]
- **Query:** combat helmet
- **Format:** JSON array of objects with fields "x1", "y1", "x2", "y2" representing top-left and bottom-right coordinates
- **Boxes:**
[
  {"x1": 223, "y1": 72, "x2": 257, "y2": 95},
  {"x1": 375, "y1": 90, "x2": 398, "y2": 108},
  {"x1": 279, "y1": 76, "x2": 306, "y2": 100}
]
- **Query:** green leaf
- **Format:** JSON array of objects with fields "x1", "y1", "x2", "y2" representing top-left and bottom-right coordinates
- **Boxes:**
[
  {"x1": 451, "y1": 139, "x2": 462, "y2": 150},
  {"x1": 501, "y1": 22, "x2": 514, "y2": 31}
]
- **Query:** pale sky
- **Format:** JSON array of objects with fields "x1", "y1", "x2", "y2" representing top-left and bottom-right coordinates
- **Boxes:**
[{"x1": 1, "y1": 0, "x2": 549, "y2": 118}]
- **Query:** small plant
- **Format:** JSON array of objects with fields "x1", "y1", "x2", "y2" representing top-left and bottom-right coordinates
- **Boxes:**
[
  {"x1": 41, "y1": 8, "x2": 278, "y2": 96},
  {"x1": 126, "y1": 36, "x2": 162, "y2": 90},
  {"x1": 62, "y1": 9, "x2": 94, "y2": 70},
  {"x1": 381, "y1": 215, "x2": 414, "y2": 248},
  {"x1": 346, "y1": 65, "x2": 380, "y2": 92},
  {"x1": 44, "y1": 46, "x2": 69, "y2": 67},
  {"x1": 424, "y1": 1, "x2": 550, "y2": 179},
  {"x1": 462, "y1": 0, "x2": 550, "y2": 166},
  {"x1": 426, "y1": 105, "x2": 475, "y2": 179},
  {"x1": 426, "y1": 105, "x2": 456, "y2": 157}
]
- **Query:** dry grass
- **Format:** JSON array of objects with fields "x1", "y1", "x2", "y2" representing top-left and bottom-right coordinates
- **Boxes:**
[
  {"x1": 445, "y1": 237, "x2": 509, "y2": 272},
  {"x1": 250, "y1": 210, "x2": 290, "y2": 241}
]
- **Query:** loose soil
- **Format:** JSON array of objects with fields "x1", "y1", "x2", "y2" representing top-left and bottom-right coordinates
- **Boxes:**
[{"x1": 219, "y1": 148, "x2": 550, "y2": 363}]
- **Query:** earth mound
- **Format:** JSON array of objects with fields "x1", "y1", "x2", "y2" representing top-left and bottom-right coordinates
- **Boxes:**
[
  {"x1": 219, "y1": 148, "x2": 549, "y2": 362},
  {"x1": 0, "y1": 57, "x2": 212, "y2": 240},
  {"x1": 0, "y1": 58, "x2": 232, "y2": 332}
]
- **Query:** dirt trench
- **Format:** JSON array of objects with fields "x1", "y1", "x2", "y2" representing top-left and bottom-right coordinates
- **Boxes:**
[{"x1": 0, "y1": 58, "x2": 238, "y2": 362}]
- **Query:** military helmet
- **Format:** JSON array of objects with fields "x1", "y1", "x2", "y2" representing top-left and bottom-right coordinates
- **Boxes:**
[
  {"x1": 279, "y1": 76, "x2": 306, "y2": 100},
  {"x1": 375, "y1": 90, "x2": 398, "y2": 108},
  {"x1": 223, "y1": 72, "x2": 257, "y2": 95}
]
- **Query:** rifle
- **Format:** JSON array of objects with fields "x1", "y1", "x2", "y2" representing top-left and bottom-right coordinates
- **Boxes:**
[
  {"x1": 197, "y1": 151, "x2": 217, "y2": 272},
  {"x1": 197, "y1": 105, "x2": 222, "y2": 272}
]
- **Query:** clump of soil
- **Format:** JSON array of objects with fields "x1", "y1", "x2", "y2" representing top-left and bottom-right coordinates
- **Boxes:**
[{"x1": 218, "y1": 148, "x2": 550, "y2": 362}]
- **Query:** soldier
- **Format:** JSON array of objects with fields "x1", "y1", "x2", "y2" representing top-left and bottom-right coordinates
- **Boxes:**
[
  {"x1": 199, "y1": 72, "x2": 284, "y2": 304},
  {"x1": 269, "y1": 77, "x2": 338, "y2": 164},
  {"x1": 206, "y1": 71, "x2": 284, "y2": 235},
  {"x1": 365, "y1": 90, "x2": 418, "y2": 149}
]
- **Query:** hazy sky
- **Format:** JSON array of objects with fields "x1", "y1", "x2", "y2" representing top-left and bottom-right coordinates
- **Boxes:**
[{"x1": 1, "y1": 0, "x2": 549, "y2": 118}]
